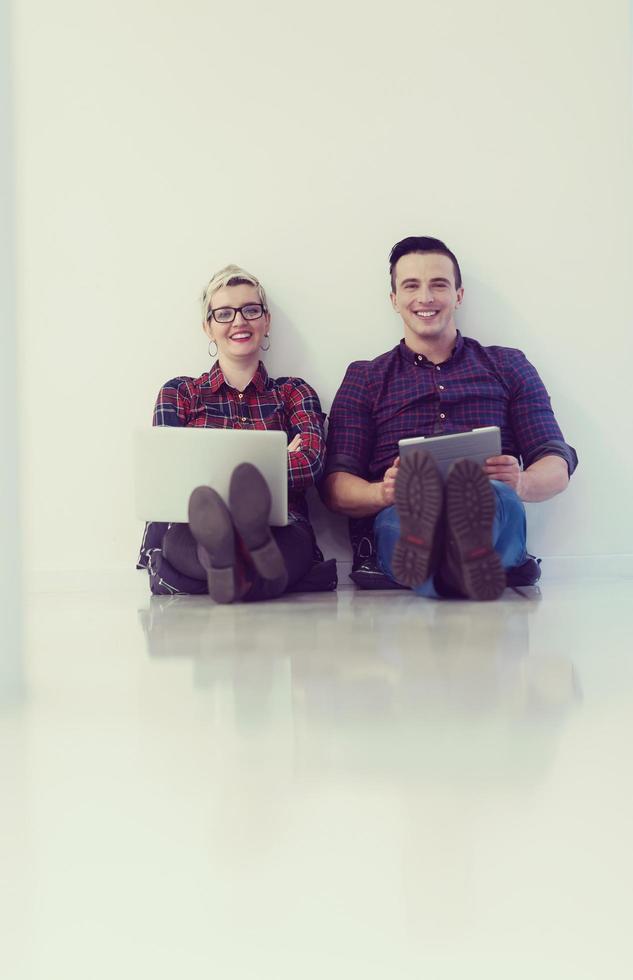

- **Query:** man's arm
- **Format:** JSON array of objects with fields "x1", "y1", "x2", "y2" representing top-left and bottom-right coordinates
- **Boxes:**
[
  {"x1": 484, "y1": 454, "x2": 569, "y2": 502},
  {"x1": 321, "y1": 459, "x2": 399, "y2": 518},
  {"x1": 501, "y1": 348, "x2": 578, "y2": 481},
  {"x1": 321, "y1": 359, "x2": 388, "y2": 517}
]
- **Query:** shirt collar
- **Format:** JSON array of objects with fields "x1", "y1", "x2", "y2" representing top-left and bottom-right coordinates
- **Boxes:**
[
  {"x1": 398, "y1": 330, "x2": 464, "y2": 367},
  {"x1": 206, "y1": 360, "x2": 269, "y2": 394}
]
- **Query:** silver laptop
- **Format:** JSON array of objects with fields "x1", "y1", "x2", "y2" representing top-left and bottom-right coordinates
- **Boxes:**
[
  {"x1": 398, "y1": 426, "x2": 501, "y2": 479},
  {"x1": 134, "y1": 427, "x2": 288, "y2": 525}
]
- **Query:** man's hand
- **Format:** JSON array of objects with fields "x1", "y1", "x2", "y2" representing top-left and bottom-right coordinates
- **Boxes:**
[
  {"x1": 321, "y1": 459, "x2": 401, "y2": 517},
  {"x1": 483, "y1": 454, "x2": 523, "y2": 494},
  {"x1": 380, "y1": 456, "x2": 400, "y2": 507},
  {"x1": 483, "y1": 453, "x2": 569, "y2": 502}
]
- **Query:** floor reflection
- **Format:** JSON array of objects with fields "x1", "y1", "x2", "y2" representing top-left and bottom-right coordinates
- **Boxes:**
[
  {"x1": 137, "y1": 590, "x2": 581, "y2": 907},
  {"x1": 138, "y1": 589, "x2": 581, "y2": 771}
]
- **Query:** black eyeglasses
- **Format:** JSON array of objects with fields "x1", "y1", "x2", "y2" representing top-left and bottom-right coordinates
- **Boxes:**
[{"x1": 207, "y1": 304, "x2": 266, "y2": 324}]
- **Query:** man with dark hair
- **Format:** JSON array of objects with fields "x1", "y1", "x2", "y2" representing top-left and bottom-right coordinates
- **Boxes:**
[
  {"x1": 389, "y1": 236, "x2": 463, "y2": 291},
  {"x1": 321, "y1": 237, "x2": 577, "y2": 600}
]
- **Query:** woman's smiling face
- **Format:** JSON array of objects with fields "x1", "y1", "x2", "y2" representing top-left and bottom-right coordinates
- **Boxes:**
[{"x1": 204, "y1": 282, "x2": 270, "y2": 360}]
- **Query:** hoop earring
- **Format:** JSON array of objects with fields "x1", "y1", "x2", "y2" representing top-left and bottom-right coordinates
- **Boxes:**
[
  {"x1": 260, "y1": 334, "x2": 270, "y2": 352},
  {"x1": 208, "y1": 339, "x2": 218, "y2": 358}
]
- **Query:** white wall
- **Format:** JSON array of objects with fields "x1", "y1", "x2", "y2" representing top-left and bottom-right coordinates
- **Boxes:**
[
  {"x1": 0, "y1": 0, "x2": 25, "y2": 705},
  {"x1": 13, "y1": 0, "x2": 633, "y2": 576},
  {"x1": 2, "y1": 0, "x2": 23, "y2": 698}
]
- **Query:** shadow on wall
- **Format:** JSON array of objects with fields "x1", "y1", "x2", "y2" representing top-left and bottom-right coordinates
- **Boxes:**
[
  {"x1": 264, "y1": 301, "x2": 317, "y2": 395},
  {"x1": 307, "y1": 486, "x2": 349, "y2": 563}
]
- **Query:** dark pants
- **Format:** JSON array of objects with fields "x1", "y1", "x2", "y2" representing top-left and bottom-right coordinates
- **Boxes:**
[{"x1": 147, "y1": 520, "x2": 315, "y2": 600}]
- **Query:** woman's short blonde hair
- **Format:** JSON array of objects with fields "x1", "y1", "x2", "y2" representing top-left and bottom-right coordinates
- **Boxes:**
[{"x1": 201, "y1": 264, "x2": 268, "y2": 325}]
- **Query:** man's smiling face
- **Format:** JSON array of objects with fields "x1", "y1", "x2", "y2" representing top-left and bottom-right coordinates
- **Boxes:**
[{"x1": 390, "y1": 252, "x2": 464, "y2": 350}]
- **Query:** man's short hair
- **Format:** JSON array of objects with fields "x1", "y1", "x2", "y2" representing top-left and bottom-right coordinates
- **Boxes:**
[
  {"x1": 389, "y1": 237, "x2": 462, "y2": 292},
  {"x1": 201, "y1": 264, "x2": 269, "y2": 326}
]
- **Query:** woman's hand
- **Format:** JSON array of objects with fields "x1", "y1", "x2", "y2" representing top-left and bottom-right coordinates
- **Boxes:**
[{"x1": 287, "y1": 434, "x2": 302, "y2": 454}]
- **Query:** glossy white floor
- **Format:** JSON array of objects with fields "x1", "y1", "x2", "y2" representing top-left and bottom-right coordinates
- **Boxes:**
[{"x1": 2, "y1": 568, "x2": 633, "y2": 980}]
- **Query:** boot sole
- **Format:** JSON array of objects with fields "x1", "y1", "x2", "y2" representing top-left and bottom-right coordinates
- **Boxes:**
[
  {"x1": 229, "y1": 464, "x2": 287, "y2": 587},
  {"x1": 445, "y1": 459, "x2": 506, "y2": 601},
  {"x1": 188, "y1": 486, "x2": 236, "y2": 604},
  {"x1": 392, "y1": 450, "x2": 444, "y2": 588}
]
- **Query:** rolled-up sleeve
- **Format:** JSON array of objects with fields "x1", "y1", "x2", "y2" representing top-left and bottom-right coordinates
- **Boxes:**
[
  {"x1": 503, "y1": 351, "x2": 578, "y2": 475},
  {"x1": 283, "y1": 380, "x2": 327, "y2": 490},
  {"x1": 324, "y1": 362, "x2": 374, "y2": 479}
]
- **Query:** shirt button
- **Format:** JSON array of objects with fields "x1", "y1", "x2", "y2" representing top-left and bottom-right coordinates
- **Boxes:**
[
  {"x1": 436, "y1": 366, "x2": 441, "y2": 371},
  {"x1": 241, "y1": 417, "x2": 248, "y2": 422},
  {"x1": 417, "y1": 355, "x2": 423, "y2": 361},
  {"x1": 440, "y1": 413, "x2": 446, "y2": 419},
  {"x1": 438, "y1": 385, "x2": 445, "y2": 391},
  {"x1": 238, "y1": 393, "x2": 244, "y2": 400}
]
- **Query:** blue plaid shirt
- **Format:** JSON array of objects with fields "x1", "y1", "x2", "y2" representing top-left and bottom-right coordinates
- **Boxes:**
[{"x1": 325, "y1": 333, "x2": 577, "y2": 481}]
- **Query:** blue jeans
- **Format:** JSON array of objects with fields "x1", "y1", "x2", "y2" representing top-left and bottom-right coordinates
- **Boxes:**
[{"x1": 375, "y1": 480, "x2": 528, "y2": 598}]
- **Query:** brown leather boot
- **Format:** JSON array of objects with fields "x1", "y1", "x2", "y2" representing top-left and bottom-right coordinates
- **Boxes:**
[
  {"x1": 162, "y1": 523, "x2": 206, "y2": 580},
  {"x1": 188, "y1": 486, "x2": 239, "y2": 604},
  {"x1": 228, "y1": 463, "x2": 288, "y2": 593},
  {"x1": 392, "y1": 449, "x2": 444, "y2": 588},
  {"x1": 441, "y1": 458, "x2": 506, "y2": 601}
]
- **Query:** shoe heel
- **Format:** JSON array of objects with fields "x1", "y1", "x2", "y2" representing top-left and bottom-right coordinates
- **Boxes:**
[
  {"x1": 391, "y1": 539, "x2": 432, "y2": 589},
  {"x1": 206, "y1": 565, "x2": 236, "y2": 604},
  {"x1": 195, "y1": 543, "x2": 236, "y2": 604},
  {"x1": 248, "y1": 537, "x2": 288, "y2": 585},
  {"x1": 462, "y1": 552, "x2": 506, "y2": 601}
]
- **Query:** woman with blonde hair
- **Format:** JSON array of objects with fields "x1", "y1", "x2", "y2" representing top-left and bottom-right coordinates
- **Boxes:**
[{"x1": 138, "y1": 265, "x2": 335, "y2": 601}]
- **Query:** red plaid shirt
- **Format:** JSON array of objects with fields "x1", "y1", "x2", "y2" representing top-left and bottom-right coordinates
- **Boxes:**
[{"x1": 152, "y1": 360, "x2": 326, "y2": 520}]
